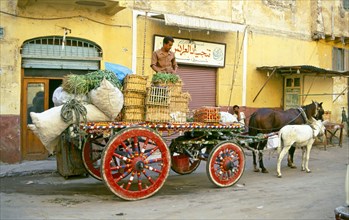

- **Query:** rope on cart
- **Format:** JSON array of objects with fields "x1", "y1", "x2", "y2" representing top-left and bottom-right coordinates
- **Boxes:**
[{"x1": 61, "y1": 99, "x2": 87, "y2": 126}]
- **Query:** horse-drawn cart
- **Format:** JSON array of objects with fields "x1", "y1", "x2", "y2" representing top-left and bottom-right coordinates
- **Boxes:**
[{"x1": 76, "y1": 120, "x2": 275, "y2": 201}]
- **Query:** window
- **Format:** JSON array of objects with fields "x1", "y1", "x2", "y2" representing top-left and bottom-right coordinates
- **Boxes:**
[
  {"x1": 333, "y1": 47, "x2": 349, "y2": 71},
  {"x1": 344, "y1": 0, "x2": 349, "y2": 10}
]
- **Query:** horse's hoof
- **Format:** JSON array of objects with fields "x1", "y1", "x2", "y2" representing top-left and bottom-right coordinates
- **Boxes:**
[
  {"x1": 277, "y1": 174, "x2": 282, "y2": 178},
  {"x1": 306, "y1": 170, "x2": 311, "y2": 173},
  {"x1": 254, "y1": 168, "x2": 260, "y2": 172},
  {"x1": 261, "y1": 169, "x2": 269, "y2": 173},
  {"x1": 288, "y1": 163, "x2": 297, "y2": 169}
]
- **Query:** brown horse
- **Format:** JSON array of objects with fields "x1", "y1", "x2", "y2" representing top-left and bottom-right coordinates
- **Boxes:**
[{"x1": 248, "y1": 101, "x2": 323, "y2": 173}]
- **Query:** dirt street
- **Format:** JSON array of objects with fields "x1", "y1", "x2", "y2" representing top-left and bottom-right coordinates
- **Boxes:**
[{"x1": 1, "y1": 139, "x2": 348, "y2": 220}]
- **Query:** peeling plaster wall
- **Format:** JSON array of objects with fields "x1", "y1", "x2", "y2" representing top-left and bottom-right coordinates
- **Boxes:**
[{"x1": 319, "y1": 0, "x2": 349, "y2": 37}]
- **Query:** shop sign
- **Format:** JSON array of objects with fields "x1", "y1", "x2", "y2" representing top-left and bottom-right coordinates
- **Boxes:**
[{"x1": 154, "y1": 35, "x2": 226, "y2": 67}]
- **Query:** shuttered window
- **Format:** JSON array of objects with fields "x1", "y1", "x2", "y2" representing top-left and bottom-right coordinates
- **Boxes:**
[
  {"x1": 332, "y1": 47, "x2": 349, "y2": 71},
  {"x1": 177, "y1": 65, "x2": 216, "y2": 110}
]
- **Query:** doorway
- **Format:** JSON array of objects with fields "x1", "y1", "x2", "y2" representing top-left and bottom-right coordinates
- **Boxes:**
[{"x1": 21, "y1": 78, "x2": 63, "y2": 160}]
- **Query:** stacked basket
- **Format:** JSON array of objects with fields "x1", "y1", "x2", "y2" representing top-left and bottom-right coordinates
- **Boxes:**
[
  {"x1": 122, "y1": 74, "x2": 148, "y2": 122},
  {"x1": 152, "y1": 80, "x2": 190, "y2": 123},
  {"x1": 145, "y1": 86, "x2": 171, "y2": 122},
  {"x1": 193, "y1": 106, "x2": 221, "y2": 123}
]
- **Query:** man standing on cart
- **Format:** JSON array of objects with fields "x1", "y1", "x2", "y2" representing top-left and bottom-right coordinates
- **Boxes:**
[{"x1": 150, "y1": 36, "x2": 178, "y2": 74}]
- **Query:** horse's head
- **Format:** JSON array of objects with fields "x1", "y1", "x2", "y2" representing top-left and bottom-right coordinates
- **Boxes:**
[
  {"x1": 305, "y1": 101, "x2": 324, "y2": 120},
  {"x1": 303, "y1": 101, "x2": 320, "y2": 120},
  {"x1": 315, "y1": 102, "x2": 324, "y2": 121}
]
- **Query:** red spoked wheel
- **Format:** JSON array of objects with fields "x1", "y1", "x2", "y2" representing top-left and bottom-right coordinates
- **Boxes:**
[
  {"x1": 206, "y1": 141, "x2": 245, "y2": 187},
  {"x1": 101, "y1": 127, "x2": 171, "y2": 200},
  {"x1": 82, "y1": 137, "x2": 107, "y2": 181}
]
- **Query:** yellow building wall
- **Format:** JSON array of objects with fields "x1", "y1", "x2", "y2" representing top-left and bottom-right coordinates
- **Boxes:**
[
  {"x1": 245, "y1": 33, "x2": 340, "y2": 109},
  {"x1": 134, "y1": 16, "x2": 243, "y2": 106},
  {"x1": 0, "y1": 2, "x2": 133, "y2": 115}
]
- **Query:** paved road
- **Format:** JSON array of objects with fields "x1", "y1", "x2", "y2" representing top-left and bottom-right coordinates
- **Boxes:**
[{"x1": 1, "y1": 138, "x2": 348, "y2": 220}]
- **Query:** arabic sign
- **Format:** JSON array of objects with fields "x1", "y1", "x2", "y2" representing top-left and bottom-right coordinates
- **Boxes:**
[{"x1": 153, "y1": 35, "x2": 226, "y2": 67}]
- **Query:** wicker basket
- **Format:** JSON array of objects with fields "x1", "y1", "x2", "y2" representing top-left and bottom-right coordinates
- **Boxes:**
[
  {"x1": 122, "y1": 106, "x2": 145, "y2": 122},
  {"x1": 124, "y1": 91, "x2": 145, "y2": 107},
  {"x1": 145, "y1": 105, "x2": 170, "y2": 122},
  {"x1": 123, "y1": 74, "x2": 148, "y2": 93},
  {"x1": 169, "y1": 92, "x2": 190, "y2": 112},
  {"x1": 194, "y1": 106, "x2": 221, "y2": 123},
  {"x1": 146, "y1": 86, "x2": 171, "y2": 106},
  {"x1": 153, "y1": 80, "x2": 182, "y2": 97}
]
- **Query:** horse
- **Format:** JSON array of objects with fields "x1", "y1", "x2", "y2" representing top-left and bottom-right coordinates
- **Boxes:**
[
  {"x1": 276, "y1": 119, "x2": 325, "y2": 177},
  {"x1": 248, "y1": 101, "x2": 323, "y2": 173}
]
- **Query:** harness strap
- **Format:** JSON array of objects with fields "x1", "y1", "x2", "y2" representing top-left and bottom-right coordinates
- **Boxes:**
[{"x1": 298, "y1": 107, "x2": 310, "y2": 124}]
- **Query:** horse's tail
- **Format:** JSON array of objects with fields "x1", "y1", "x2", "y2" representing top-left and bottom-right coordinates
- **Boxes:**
[{"x1": 248, "y1": 112, "x2": 258, "y2": 136}]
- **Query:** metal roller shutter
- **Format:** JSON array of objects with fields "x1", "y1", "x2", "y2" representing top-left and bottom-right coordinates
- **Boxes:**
[{"x1": 177, "y1": 65, "x2": 216, "y2": 110}]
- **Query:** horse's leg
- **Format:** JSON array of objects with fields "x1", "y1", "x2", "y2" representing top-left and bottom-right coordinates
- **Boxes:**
[
  {"x1": 259, "y1": 142, "x2": 268, "y2": 173},
  {"x1": 252, "y1": 151, "x2": 260, "y2": 172},
  {"x1": 287, "y1": 146, "x2": 297, "y2": 168},
  {"x1": 277, "y1": 145, "x2": 289, "y2": 178},
  {"x1": 305, "y1": 143, "x2": 313, "y2": 173},
  {"x1": 252, "y1": 143, "x2": 260, "y2": 172},
  {"x1": 301, "y1": 147, "x2": 306, "y2": 171}
]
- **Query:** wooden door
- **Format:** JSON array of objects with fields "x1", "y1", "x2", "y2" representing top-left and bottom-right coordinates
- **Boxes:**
[
  {"x1": 21, "y1": 78, "x2": 49, "y2": 160},
  {"x1": 284, "y1": 76, "x2": 301, "y2": 110}
]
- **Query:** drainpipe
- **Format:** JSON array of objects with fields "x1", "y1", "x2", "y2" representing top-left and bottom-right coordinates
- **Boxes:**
[
  {"x1": 132, "y1": 10, "x2": 146, "y2": 74},
  {"x1": 242, "y1": 27, "x2": 248, "y2": 106}
]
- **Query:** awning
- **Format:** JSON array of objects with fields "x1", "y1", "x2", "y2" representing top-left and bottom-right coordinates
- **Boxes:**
[
  {"x1": 256, "y1": 65, "x2": 349, "y2": 77},
  {"x1": 164, "y1": 14, "x2": 246, "y2": 32}
]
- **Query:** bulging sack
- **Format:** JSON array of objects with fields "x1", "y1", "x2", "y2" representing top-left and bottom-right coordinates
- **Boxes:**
[
  {"x1": 52, "y1": 86, "x2": 89, "y2": 107},
  {"x1": 29, "y1": 104, "x2": 110, "y2": 152},
  {"x1": 89, "y1": 78, "x2": 124, "y2": 120},
  {"x1": 219, "y1": 111, "x2": 237, "y2": 123}
]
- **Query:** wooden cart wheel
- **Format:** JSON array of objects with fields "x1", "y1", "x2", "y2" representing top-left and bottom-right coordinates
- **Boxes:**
[
  {"x1": 82, "y1": 137, "x2": 107, "y2": 181},
  {"x1": 206, "y1": 141, "x2": 245, "y2": 187},
  {"x1": 171, "y1": 152, "x2": 201, "y2": 175},
  {"x1": 101, "y1": 127, "x2": 171, "y2": 200}
]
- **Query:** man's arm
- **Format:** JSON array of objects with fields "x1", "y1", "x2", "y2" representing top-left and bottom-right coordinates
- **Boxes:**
[
  {"x1": 171, "y1": 56, "x2": 178, "y2": 74},
  {"x1": 151, "y1": 64, "x2": 160, "y2": 73},
  {"x1": 150, "y1": 51, "x2": 160, "y2": 73}
]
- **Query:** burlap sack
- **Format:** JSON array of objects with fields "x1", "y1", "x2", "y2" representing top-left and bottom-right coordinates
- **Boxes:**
[
  {"x1": 29, "y1": 104, "x2": 109, "y2": 152},
  {"x1": 89, "y1": 78, "x2": 124, "y2": 120}
]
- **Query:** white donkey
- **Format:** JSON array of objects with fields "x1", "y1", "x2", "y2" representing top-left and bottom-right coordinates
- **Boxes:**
[{"x1": 276, "y1": 119, "x2": 325, "y2": 178}]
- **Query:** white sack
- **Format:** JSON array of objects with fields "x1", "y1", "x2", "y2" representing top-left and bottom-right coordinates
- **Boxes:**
[
  {"x1": 29, "y1": 106, "x2": 68, "y2": 151},
  {"x1": 267, "y1": 135, "x2": 279, "y2": 149},
  {"x1": 219, "y1": 111, "x2": 238, "y2": 123},
  {"x1": 29, "y1": 104, "x2": 110, "y2": 152},
  {"x1": 85, "y1": 104, "x2": 111, "y2": 122},
  {"x1": 52, "y1": 87, "x2": 89, "y2": 107},
  {"x1": 89, "y1": 78, "x2": 124, "y2": 120}
]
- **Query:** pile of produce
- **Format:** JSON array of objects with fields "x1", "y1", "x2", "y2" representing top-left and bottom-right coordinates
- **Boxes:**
[
  {"x1": 152, "y1": 72, "x2": 180, "y2": 84},
  {"x1": 62, "y1": 70, "x2": 122, "y2": 95}
]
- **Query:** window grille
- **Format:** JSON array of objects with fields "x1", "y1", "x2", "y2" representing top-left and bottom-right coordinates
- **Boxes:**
[{"x1": 22, "y1": 36, "x2": 102, "y2": 60}]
